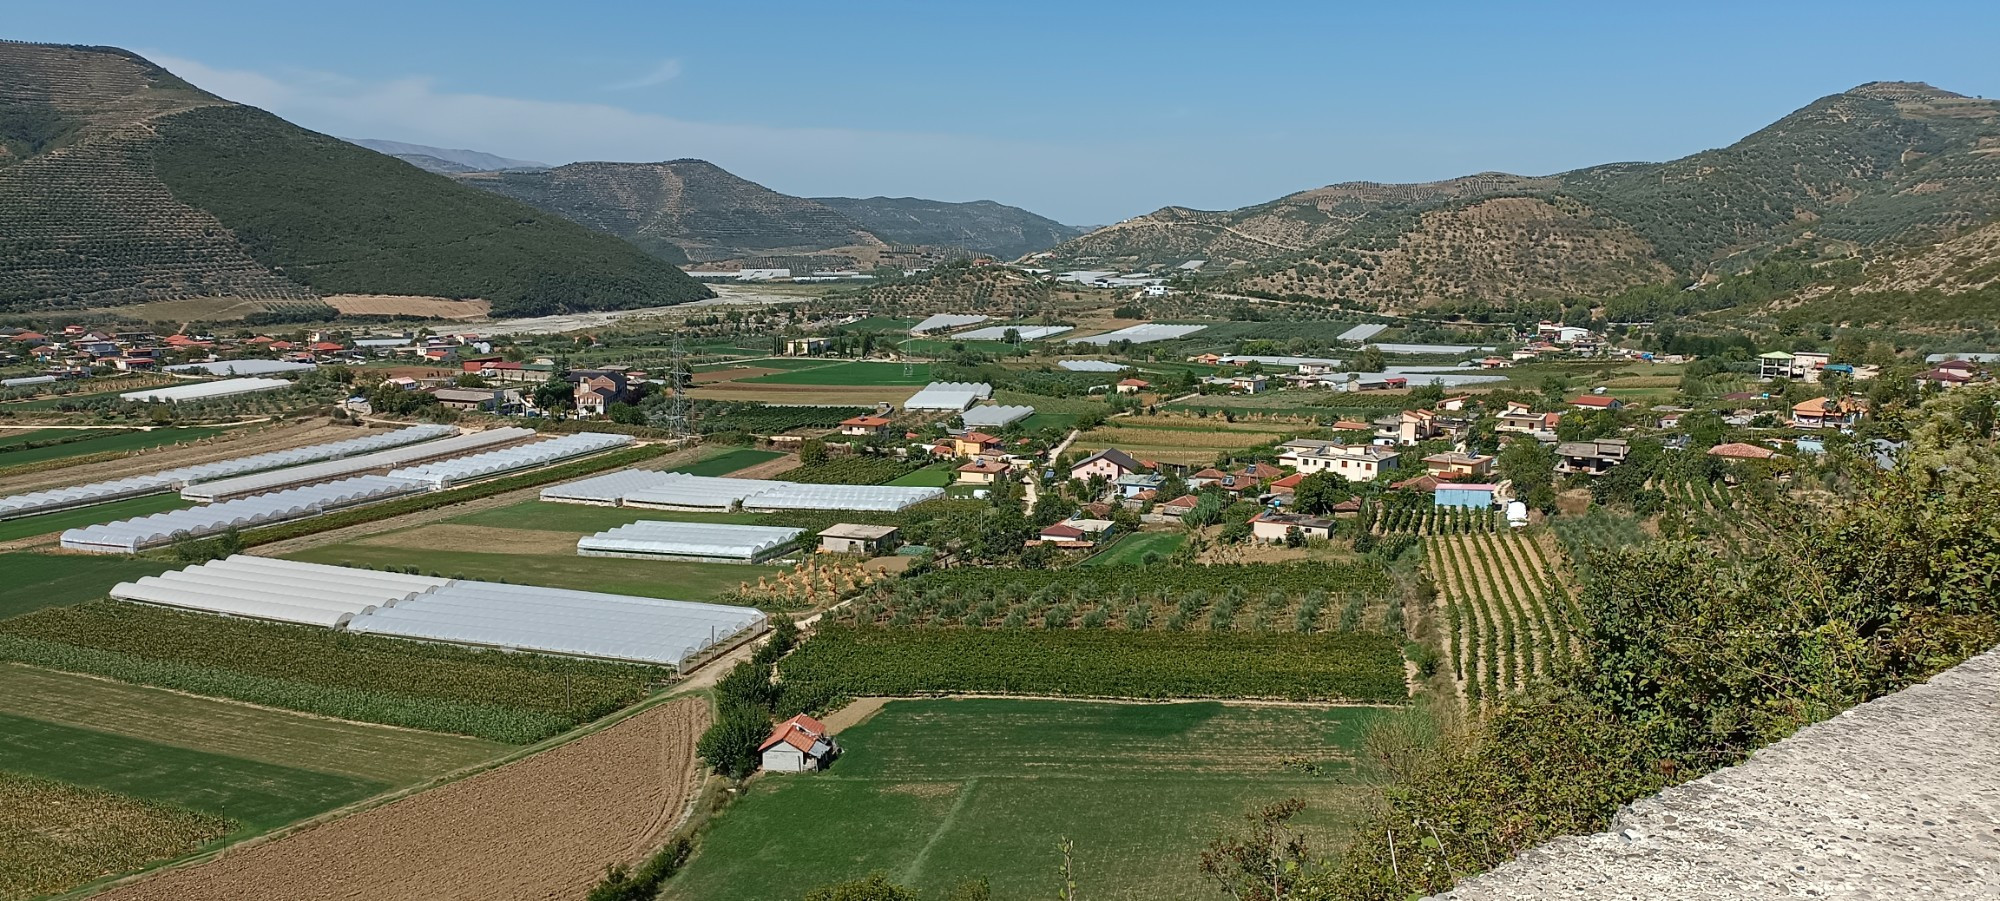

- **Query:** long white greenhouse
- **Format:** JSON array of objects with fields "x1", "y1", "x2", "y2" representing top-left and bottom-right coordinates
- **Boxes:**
[
  {"x1": 905, "y1": 381, "x2": 994, "y2": 411},
  {"x1": 110, "y1": 556, "x2": 767, "y2": 669},
  {"x1": 951, "y1": 324, "x2": 1073, "y2": 341},
  {"x1": 1056, "y1": 359, "x2": 1127, "y2": 372},
  {"x1": 542, "y1": 469, "x2": 943, "y2": 512},
  {"x1": 909, "y1": 313, "x2": 987, "y2": 334},
  {"x1": 578, "y1": 520, "x2": 802, "y2": 563},
  {"x1": 61, "y1": 475, "x2": 423, "y2": 553},
  {"x1": 166, "y1": 360, "x2": 318, "y2": 376},
  {"x1": 180, "y1": 427, "x2": 529, "y2": 501},
  {"x1": 960, "y1": 404, "x2": 1035, "y2": 429},
  {"x1": 1338, "y1": 323, "x2": 1390, "y2": 342},
  {"x1": 1072, "y1": 323, "x2": 1207, "y2": 345},
  {"x1": 387, "y1": 432, "x2": 631, "y2": 490},
  {"x1": 0, "y1": 424, "x2": 453, "y2": 520},
  {"x1": 120, "y1": 377, "x2": 294, "y2": 403}
]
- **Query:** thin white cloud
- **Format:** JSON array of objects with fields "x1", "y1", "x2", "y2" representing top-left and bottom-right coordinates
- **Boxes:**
[{"x1": 604, "y1": 59, "x2": 682, "y2": 91}]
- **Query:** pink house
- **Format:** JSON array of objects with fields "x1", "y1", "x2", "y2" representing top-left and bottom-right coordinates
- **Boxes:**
[{"x1": 1069, "y1": 448, "x2": 1145, "y2": 483}]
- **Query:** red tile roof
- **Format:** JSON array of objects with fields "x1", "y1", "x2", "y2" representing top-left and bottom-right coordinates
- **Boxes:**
[
  {"x1": 1708, "y1": 442, "x2": 1778, "y2": 460},
  {"x1": 1040, "y1": 522, "x2": 1085, "y2": 539},
  {"x1": 757, "y1": 714, "x2": 830, "y2": 755},
  {"x1": 1570, "y1": 395, "x2": 1619, "y2": 408},
  {"x1": 1159, "y1": 494, "x2": 1201, "y2": 510},
  {"x1": 841, "y1": 415, "x2": 892, "y2": 427},
  {"x1": 1268, "y1": 473, "x2": 1305, "y2": 490}
]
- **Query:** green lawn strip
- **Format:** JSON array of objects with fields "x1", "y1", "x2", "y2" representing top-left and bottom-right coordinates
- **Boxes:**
[
  {"x1": 0, "y1": 428, "x2": 81, "y2": 447},
  {"x1": 0, "y1": 664, "x2": 506, "y2": 785},
  {"x1": 1082, "y1": 532, "x2": 1186, "y2": 567},
  {"x1": 0, "y1": 711, "x2": 387, "y2": 834},
  {"x1": 1014, "y1": 412, "x2": 1077, "y2": 432},
  {"x1": 746, "y1": 361, "x2": 935, "y2": 385},
  {"x1": 0, "y1": 771, "x2": 232, "y2": 901},
  {"x1": 283, "y1": 545, "x2": 776, "y2": 603},
  {"x1": 0, "y1": 493, "x2": 193, "y2": 544},
  {"x1": 669, "y1": 699, "x2": 1384, "y2": 901},
  {"x1": 886, "y1": 463, "x2": 954, "y2": 487},
  {"x1": 674, "y1": 448, "x2": 782, "y2": 477},
  {"x1": 0, "y1": 426, "x2": 227, "y2": 467},
  {"x1": 0, "y1": 553, "x2": 175, "y2": 620}
]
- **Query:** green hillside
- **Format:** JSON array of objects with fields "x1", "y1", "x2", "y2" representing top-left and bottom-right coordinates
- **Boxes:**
[{"x1": 0, "y1": 41, "x2": 712, "y2": 318}]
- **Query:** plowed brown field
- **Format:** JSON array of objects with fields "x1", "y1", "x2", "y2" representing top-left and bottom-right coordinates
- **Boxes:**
[
  {"x1": 324, "y1": 295, "x2": 491, "y2": 320},
  {"x1": 96, "y1": 697, "x2": 709, "y2": 901}
]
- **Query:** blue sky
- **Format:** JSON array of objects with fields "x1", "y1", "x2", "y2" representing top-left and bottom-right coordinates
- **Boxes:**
[{"x1": 14, "y1": 1, "x2": 1998, "y2": 223}]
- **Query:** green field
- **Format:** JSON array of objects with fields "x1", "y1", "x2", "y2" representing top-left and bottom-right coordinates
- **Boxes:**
[
  {"x1": 1014, "y1": 411, "x2": 1077, "y2": 432},
  {"x1": 1084, "y1": 531, "x2": 1187, "y2": 566},
  {"x1": 747, "y1": 361, "x2": 935, "y2": 385},
  {"x1": 284, "y1": 542, "x2": 777, "y2": 603},
  {"x1": 0, "y1": 425, "x2": 228, "y2": 467},
  {"x1": 676, "y1": 448, "x2": 783, "y2": 477},
  {"x1": 0, "y1": 553, "x2": 175, "y2": 620},
  {"x1": 669, "y1": 698, "x2": 1388, "y2": 901},
  {"x1": 887, "y1": 463, "x2": 954, "y2": 488},
  {"x1": 1, "y1": 772, "x2": 231, "y2": 901},
  {"x1": 0, "y1": 493, "x2": 193, "y2": 544}
]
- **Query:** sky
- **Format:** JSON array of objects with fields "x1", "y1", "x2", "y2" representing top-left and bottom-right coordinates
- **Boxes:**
[{"x1": 13, "y1": 1, "x2": 2000, "y2": 224}]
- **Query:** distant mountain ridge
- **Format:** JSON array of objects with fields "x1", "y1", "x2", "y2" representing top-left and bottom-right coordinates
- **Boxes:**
[
  {"x1": 0, "y1": 41, "x2": 711, "y2": 317},
  {"x1": 1047, "y1": 81, "x2": 2000, "y2": 314},
  {"x1": 345, "y1": 138, "x2": 547, "y2": 173},
  {"x1": 810, "y1": 196, "x2": 1084, "y2": 260}
]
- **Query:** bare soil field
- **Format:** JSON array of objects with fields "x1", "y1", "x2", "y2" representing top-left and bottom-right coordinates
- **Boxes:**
[
  {"x1": 324, "y1": 295, "x2": 491, "y2": 320},
  {"x1": 724, "y1": 452, "x2": 801, "y2": 480},
  {"x1": 95, "y1": 697, "x2": 709, "y2": 901},
  {"x1": 0, "y1": 419, "x2": 346, "y2": 495}
]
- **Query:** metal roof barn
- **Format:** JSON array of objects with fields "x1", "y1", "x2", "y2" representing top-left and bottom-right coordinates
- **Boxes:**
[
  {"x1": 578, "y1": 520, "x2": 802, "y2": 563},
  {"x1": 180, "y1": 427, "x2": 524, "y2": 502},
  {"x1": 951, "y1": 325, "x2": 1073, "y2": 341},
  {"x1": 1072, "y1": 324, "x2": 1206, "y2": 345},
  {"x1": 166, "y1": 360, "x2": 318, "y2": 376},
  {"x1": 62, "y1": 475, "x2": 423, "y2": 553},
  {"x1": 120, "y1": 377, "x2": 294, "y2": 402},
  {"x1": 909, "y1": 313, "x2": 988, "y2": 335},
  {"x1": 959, "y1": 405, "x2": 1034, "y2": 429}
]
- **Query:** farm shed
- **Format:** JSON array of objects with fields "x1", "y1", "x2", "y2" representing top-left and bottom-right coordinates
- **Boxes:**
[
  {"x1": 818, "y1": 523, "x2": 900, "y2": 555},
  {"x1": 180, "y1": 427, "x2": 522, "y2": 501},
  {"x1": 1434, "y1": 483, "x2": 1499, "y2": 508},
  {"x1": 959, "y1": 404, "x2": 1035, "y2": 429},
  {"x1": 760, "y1": 714, "x2": 837, "y2": 772},
  {"x1": 1249, "y1": 510, "x2": 1334, "y2": 542},
  {"x1": 579, "y1": 520, "x2": 803, "y2": 563},
  {"x1": 63, "y1": 475, "x2": 425, "y2": 553},
  {"x1": 119, "y1": 377, "x2": 294, "y2": 402}
]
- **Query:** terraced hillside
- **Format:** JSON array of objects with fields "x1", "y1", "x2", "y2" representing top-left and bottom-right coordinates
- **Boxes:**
[
  {"x1": 0, "y1": 41, "x2": 711, "y2": 317},
  {"x1": 1046, "y1": 82, "x2": 2000, "y2": 317},
  {"x1": 458, "y1": 159, "x2": 885, "y2": 263}
]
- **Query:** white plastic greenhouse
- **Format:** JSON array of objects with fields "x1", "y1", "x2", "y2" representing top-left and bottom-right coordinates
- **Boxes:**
[
  {"x1": 347, "y1": 582, "x2": 768, "y2": 668},
  {"x1": 905, "y1": 381, "x2": 994, "y2": 411},
  {"x1": 1338, "y1": 323, "x2": 1390, "y2": 342},
  {"x1": 387, "y1": 432, "x2": 632, "y2": 490},
  {"x1": 542, "y1": 469, "x2": 944, "y2": 513},
  {"x1": 1057, "y1": 360, "x2": 1127, "y2": 372},
  {"x1": 61, "y1": 475, "x2": 424, "y2": 553},
  {"x1": 2, "y1": 375, "x2": 58, "y2": 388},
  {"x1": 745, "y1": 483, "x2": 944, "y2": 512},
  {"x1": 166, "y1": 360, "x2": 318, "y2": 376},
  {"x1": 951, "y1": 324, "x2": 1072, "y2": 341},
  {"x1": 111, "y1": 556, "x2": 450, "y2": 627},
  {"x1": 578, "y1": 521, "x2": 803, "y2": 563},
  {"x1": 120, "y1": 377, "x2": 294, "y2": 403},
  {"x1": 0, "y1": 425, "x2": 455, "y2": 520},
  {"x1": 539, "y1": 469, "x2": 677, "y2": 505},
  {"x1": 180, "y1": 427, "x2": 528, "y2": 501},
  {"x1": 623, "y1": 474, "x2": 774, "y2": 511},
  {"x1": 959, "y1": 405, "x2": 1034, "y2": 429},
  {"x1": 1072, "y1": 323, "x2": 1206, "y2": 345},
  {"x1": 909, "y1": 313, "x2": 987, "y2": 334}
]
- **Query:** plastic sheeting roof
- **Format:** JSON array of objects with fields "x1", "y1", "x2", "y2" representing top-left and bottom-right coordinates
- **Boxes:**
[
  {"x1": 959, "y1": 405, "x2": 1034, "y2": 429},
  {"x1": 1057, "y1": 360, "x2": 1126, "y2": 372},
  {"x1": 951, "y1": 324, "x2": 1072, "y2": 341},
  {"x1": 0, "y1": 425, "x2": 453, "y2": 519},
  {"x1": 543, "y1": 469, "x2": 944, "y2": 512},
  {"x1": 745, "y1": 483, "x2": 945, "y2": 512},
  {"x1": 110, "y1": 555, "x2": 448, "y2": 627},
  {"x1": 349, "y1": 582, "x2": 767, "y2": 667},
  {"x1": 166, "y1": 360, "x2": 318, "y2": 376},
  {"x1": 61, "y1": 475, "x2": 423, "y2": 553},
  {"x1": 387, "y1": 431, "x2": 631, "y2": 489},
  {"x1": 120, "y1": 377, "x2": 294, "y2": 402},
  {"x1": 181, "y1": 427, "x2": 520, "y2": 501},
  {"x1": 905, "y1": 381, "x2": 993, "y2": 411},
  {"x1": 1338, "y1": 323, "x2": 1389, "y2": 342},
  {"x1": 909, "y1": 313, "x2": 987, "y2": 334},
  {"x1": 540, "y1": 468, "x2": 677, "y2": 504},
  {"x1": 1072, "y1": 324, "x2": 1206, "y2": 345},
  {"x1": 579, "y1": 520, "x2": 802, "y2": 560}
]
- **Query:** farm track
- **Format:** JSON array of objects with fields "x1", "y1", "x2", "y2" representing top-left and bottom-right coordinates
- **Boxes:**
[{"x1": 94, "y1": 697, "x2": 709, "y2": 901}]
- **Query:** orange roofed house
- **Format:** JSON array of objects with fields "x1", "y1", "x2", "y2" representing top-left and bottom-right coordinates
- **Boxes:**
[{"x1": 759, "y1": 714, "x2": 838, "y2": 773}]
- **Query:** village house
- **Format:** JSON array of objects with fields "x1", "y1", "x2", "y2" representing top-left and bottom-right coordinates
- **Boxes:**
[
  {"x1": 817, "y1": 524, "x2": 900, "y2": 556},
  {"x1": 1248, "y1": 510, "x2": 1335, "y2": 542},
  {"x1": 1758, "y1": 351, "x2": 1795, "y2": 380},
  {"x1": 1707, "y1": 442, "x2": 1780, "y2": 461},
  {"x1": 1115, "y1": 472, "x2": 1165, "y2": 498},
  {"x1": 1155, "y1": 494, "x2": 1201, "y2": 517},
  {"x1": 1422, "y1": 451, "x2": 1496, "y2": 478},
  {"x1": 1439, "y1": 395, "x2": 1473, "y2": 412},
  {"x1": 1070, "y1": 448, "x2": 1147, "y2": 483},
  {"x1": 1791, "y1": 396, "x2": 1865, "y2": 430},
  {"x1": 1569, "y1": 395, "x2": 1623, "y2": 411},
  {"x1": 570, "y1": 370, "x2": 630, "y2": 418},
  {"x1": 951, "y1": 431, "x2": 1004, "y2": 459},
  {"x1": 955, "y1": 459, "x2": 1010, "y2": 485},
  {"x1": 1115, "y1": 378, "x2": 1150, "y2": 395},
  {"x1": 431, "y1": 387, "x2": 507, "y2": 412},
  {"x1": 1277, "y1": 439, "x2": 1401, "y2": 481},
  {"x1": 1395, "y1": 408, "x2": 1441, "y2": 445},
  {"x1": 1556, "y1": 438, "x2": 1630, "y2": 475},
  {"x1": 1914, "y1": 365, "x2": 1977, "y2": 391},
  {"x1": 839, "y1": 415, "x2": 893, "y2": 438},
  {"x1": 1497, "y1": 402, "x2": 1561, "y2": 437},
  {"x1": 760, "y1": 714, "x2": 837, "y2": 773}
]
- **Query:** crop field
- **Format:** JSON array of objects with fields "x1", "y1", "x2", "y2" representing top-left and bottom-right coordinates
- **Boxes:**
[
  {"x1": 0, "y1": 493, "x2": 192, "y2": 544},
  {"x1": 0, "y1": 601, "x2": 665, "y2": 744},
  {"x1": 675, "y1": 447, "x2": 783, "y2": 476},
  {"x1": 669, "y1": 698, "x2": 1390, "y2": 901},
  {"x1": 1070, "y1": 417, "x2": 1293, "y2": 464},
  {"x1": 1374, "y1": 503, "x2": 1505, "y2": 535},
  {"x1": 1083, "y1": 531, "x2": 1186, "y2": 566},
  {"x1": 778, "y1": 625, "x2": 1408, "y2": 703},
  {"x1": 1424, "y1": 530, "x2": 1578, "y2": 711},
  {"x1": 887, "y1": 463, "x2": 954, "y2": 487},
  {"x1": 1013, "y1": 411, "x2": 1077, "y2": 432},
  {"x1": 0, "y1": 553, "x2": 174, "y2": 620},
  {"x1": 688, "y1": 401, "x2": 871, "y2": 436},
  {"x1": 96, "y1": 697, "x2": 709, "y2": 901},
  {"x1": 745, "y1": 361, "x2": 936, "y2": 385},
  {"x1": 285, "y1": 541, "x2": 779, "y2": 603},
  {"x1": 0, "y1": 772, "x2": 230, "y2": 901},
  {"x1": 778, "y1": 456, "x2": 922, "y2": 484}
]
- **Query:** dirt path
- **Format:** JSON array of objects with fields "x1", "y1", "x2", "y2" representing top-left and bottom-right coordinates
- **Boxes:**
[
  {"x1": 95, "y1": 697, "x2": 710, "y2": 901},
  {"x1": 0, "y1": 419, "x2": 343, "y2": 494},
  {"x1": 724, "y1": 452, "x2": 799, "y2": 480}
]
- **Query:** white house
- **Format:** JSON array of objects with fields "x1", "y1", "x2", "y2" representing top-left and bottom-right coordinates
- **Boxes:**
[
  {"x1": 760, "y1": 714, "x2": 837, "y2": 772},
  {"x1": 1277, "y1": 439, "x2": 1401, "y2": 480}
]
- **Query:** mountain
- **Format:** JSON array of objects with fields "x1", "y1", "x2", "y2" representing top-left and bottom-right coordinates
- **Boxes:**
[
  {"x1": 456, "y1": 159, "x2": 885, "y2": 263},
  {"x1": 1047, "y1": 82, "x2": 2000, "y2": 314},
  {"x1": 0, "y1": 41, "x2": 709, "y2": 317},
  {"x1": 345, "y1": 138, "x2": 547, "y2": 173},
  {"x1": 810, "y1": 196, "x2": 1083, "y2": 259}
]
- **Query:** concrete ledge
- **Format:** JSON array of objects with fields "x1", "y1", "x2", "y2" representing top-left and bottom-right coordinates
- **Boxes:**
[{"x1": 1430, "y1": 645, "x2": 2000, "y2": 901}]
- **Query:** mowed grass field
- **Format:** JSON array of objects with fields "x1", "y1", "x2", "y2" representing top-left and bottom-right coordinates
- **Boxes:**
[
  {"x1": 670, "y1": 699, "x2": 1389, "y2": 901},
  {"x1": 0, "y1": 493, "x2": 192, "y2": 544},
  {"x1": 745, "y1": 361, "x2": 935, "y2": 385},
  {"x1": 887, "y1": 463, "x2": 954, "y2": 487},
  {"x1": 676, "y1": 448, "x2": 783, "y2": 477},
  {"x1": 1084, "y1": 531, "x2": 1187, "y2": 566},
  {"x1": 0, "y1": 426, "x2": 228, "y2": 468},
  {"x1": 0, "y1": 553, "x2": 174, "y2": 620}
]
